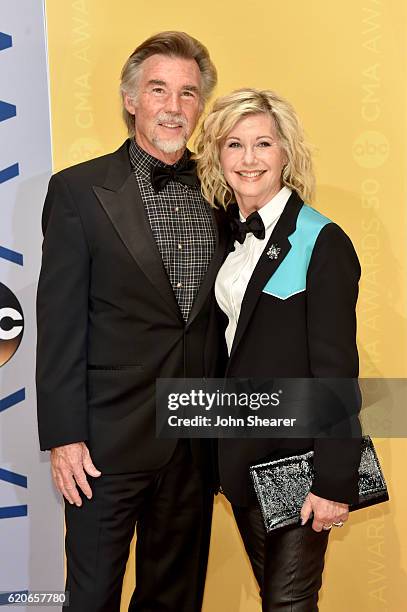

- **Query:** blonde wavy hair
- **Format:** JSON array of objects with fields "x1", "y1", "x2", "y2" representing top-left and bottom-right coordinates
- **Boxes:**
[{"x1": 194, "y1": 88, "x2": 315, "y2": 208}]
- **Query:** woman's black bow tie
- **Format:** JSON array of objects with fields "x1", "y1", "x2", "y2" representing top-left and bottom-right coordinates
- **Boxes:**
[
  {"x1": 230, "y1": 211, "x2": 266, "y2": 244},
  {"x1": 150, "y1": 159, "x2": 199, "y2": 193}
]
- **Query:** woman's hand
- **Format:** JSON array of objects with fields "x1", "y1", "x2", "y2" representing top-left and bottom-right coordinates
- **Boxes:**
[{"x1": 300, "y1": 492, "x2": 349, "y2": 532}]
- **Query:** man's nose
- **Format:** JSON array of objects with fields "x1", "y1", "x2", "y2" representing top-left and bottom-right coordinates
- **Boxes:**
[{"x1": 165, "y1": 92, "x2": 182, "y2": 114}]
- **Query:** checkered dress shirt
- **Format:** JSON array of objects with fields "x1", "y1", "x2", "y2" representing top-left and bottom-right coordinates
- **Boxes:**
[{"x1": 129, "y1": 139, "x2": 216, "y2": 321}]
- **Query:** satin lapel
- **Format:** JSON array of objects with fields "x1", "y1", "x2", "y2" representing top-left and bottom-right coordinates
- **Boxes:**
[
  {"x1": 186, "y1": 207, "x2": 230, "y2": 328},
  {"x1": 228, "y1": 192, "x2": 303, "y2": 365},
  {"x1": 92, "y1": 143, "x2": 182, "y2": 321}
]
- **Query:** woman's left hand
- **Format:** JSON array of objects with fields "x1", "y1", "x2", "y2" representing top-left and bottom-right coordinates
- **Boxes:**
[{"x1": 300, "y1": 492, "x2": 349, "y2": 532}]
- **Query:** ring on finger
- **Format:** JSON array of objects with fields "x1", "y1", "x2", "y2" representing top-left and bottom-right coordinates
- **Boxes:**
[
  {"x1": 333, "y1": 521, "x2": 344, "y2": 527},
  {"x1": 322, "y1": 524, "x2": 333, "y2": 530}
]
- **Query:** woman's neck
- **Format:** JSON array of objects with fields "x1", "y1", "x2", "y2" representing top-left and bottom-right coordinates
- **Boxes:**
[{"x1": 236, "y1": 188, "x2": 281, "y2": 218}]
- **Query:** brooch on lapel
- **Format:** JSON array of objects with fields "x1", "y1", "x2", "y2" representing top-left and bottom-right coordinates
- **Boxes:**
[{"x1": 266, "y1": 244, "x2": 281, "y2": 260}]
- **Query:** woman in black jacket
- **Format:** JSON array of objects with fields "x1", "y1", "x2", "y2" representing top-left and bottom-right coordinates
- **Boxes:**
[{"x1": 195, "y1": 88, "x2": 361, "y2": 611}]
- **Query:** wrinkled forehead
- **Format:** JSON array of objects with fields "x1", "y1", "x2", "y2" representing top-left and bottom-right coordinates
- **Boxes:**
[{"x1": 139, "y1": 53, "x2": 202, "y2": 89}]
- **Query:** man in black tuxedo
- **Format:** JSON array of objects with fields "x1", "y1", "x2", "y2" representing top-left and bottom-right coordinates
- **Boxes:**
[{"x1": 36, "y1": 31, "x2": 226, "y2": 612}]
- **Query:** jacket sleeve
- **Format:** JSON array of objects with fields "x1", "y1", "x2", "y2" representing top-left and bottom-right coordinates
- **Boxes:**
[
  {"x1": 36, "y1": 173, "x2": 90, "y2": 450},
  {"x1": 306, "y1": 222, "x2": 362, "y2": 504}
]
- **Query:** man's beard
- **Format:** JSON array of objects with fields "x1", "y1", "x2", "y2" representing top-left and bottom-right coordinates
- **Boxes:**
[
  {"x1": 152, "y1": 112, "x2": 189, "y2": 155},
  {"x1": 152, "y1": 134, "x2": 188, "y2": 154}
]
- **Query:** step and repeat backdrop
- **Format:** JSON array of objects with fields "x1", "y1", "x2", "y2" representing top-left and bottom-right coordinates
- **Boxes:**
[
  {"x1": 1, "y1": 0, "x2": 406, "y2": 610},
  {"x1": 0, "y1": 1, "x2": 63, "y2": 610}
]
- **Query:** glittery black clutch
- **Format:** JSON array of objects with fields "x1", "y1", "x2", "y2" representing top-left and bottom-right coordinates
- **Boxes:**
[{"x1": 249, "y1": 436, "x2": 389, "y2": 533}]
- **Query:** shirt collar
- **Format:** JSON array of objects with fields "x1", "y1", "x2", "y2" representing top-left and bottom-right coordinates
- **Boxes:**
[
  {"x1": 239, "y1": 186, "x2": 292, "y2": 230},
  {"x1": 128, "y1": 138, "x2": 189, "y2": 182}
]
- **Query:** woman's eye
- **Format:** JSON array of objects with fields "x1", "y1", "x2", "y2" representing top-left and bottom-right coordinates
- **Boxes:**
[
  {"x1": 227, "y1": 142, "x2": 241, "y2": 148},
  {"x1": 257, "y1": 141, "x2": 273, "y2": 147}
]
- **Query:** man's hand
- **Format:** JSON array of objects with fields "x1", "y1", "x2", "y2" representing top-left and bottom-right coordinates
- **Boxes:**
[
  {"x1": 50, "y1": 442, "x2": 101, "y2": 506},
  {"x1": 300, "y1": 492, "x2": 349, "y2": 532}
]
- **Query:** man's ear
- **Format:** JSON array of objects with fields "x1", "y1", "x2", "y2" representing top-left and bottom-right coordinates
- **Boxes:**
[{"x1": 124, "y1": 93, "x2": 136, "y2": 115}]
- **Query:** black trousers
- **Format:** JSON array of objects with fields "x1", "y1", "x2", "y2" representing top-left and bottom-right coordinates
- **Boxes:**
[
  {"x1": 232, "y1": 503, "x2": 329, "y2": 611},
  {"x1": 64, "y1": 441, "x2": 213, "y2": 612}
]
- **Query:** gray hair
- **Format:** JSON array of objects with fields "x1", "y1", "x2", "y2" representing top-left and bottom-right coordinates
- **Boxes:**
[{"x1": 120, "y1": 31, "x2": 217, "y2": 137}]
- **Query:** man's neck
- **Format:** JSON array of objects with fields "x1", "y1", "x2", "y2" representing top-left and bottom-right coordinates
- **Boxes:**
[{"x1": 134, "y1": 137, "x2": 186, "y2": 166}]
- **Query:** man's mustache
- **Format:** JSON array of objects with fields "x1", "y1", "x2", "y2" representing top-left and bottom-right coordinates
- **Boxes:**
[{"x1": 155, "y1": 112, "x2": 187, "y2": 128}]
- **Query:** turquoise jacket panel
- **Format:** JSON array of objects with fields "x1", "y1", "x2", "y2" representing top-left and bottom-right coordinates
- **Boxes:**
[{"x1": 262, "y1": 204, "x2": 332, "y2": 300}]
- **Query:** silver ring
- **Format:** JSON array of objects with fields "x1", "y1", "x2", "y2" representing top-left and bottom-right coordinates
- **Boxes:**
[
  {"x1": 322, "y1": 524, "x2": 333, "y2": 530},
  {"x1": 333, "y1": 521, "x2": 344, "y2": 527}
]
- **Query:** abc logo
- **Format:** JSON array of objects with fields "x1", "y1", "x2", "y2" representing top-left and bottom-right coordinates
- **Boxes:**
[
  {"x1": 0, "y1": 282, "x2": 24, "y2": 367},
  {"x1": 352, "y1": 131, "x2": 389, "y2": 169}
]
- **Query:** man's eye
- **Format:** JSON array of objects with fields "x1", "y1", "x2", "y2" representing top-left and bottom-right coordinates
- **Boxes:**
[
  {"x1": 152, "y1": 88, "x2": 165, "y2": 94},
  {"x1": 182, "y1": 91, "x2": 194, "y2": 97}
]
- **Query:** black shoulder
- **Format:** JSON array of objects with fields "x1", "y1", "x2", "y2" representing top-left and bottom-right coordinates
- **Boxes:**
[
  {"x1": 311, "y1": 221, "x2": 361, "y2": 276},
  {"x1": 315, "y1": 221, "x2": 358, "y2": 256}
]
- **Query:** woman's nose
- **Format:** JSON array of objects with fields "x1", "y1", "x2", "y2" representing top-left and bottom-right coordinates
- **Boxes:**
[{"x1": 242, "y1": 146, "x2": 257, "y2": 165}]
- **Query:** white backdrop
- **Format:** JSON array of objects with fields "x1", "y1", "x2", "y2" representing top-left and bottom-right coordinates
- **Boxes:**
[{"x1": 0, "y1": 1, "x2": 63, "y2": 609}]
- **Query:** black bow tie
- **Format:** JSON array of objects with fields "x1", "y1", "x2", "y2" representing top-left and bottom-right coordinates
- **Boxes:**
[
  {"x1": 150, "y1": 159, "x2": 199, "y2": 193},
  {"x1": 230, "y1": 211, "x2": 266, "y2": 244}
]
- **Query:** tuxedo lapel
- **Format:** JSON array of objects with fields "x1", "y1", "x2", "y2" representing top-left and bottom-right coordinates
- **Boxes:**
[
  {"x1": 93, "y1": 141, "x2": 182, "y2": 321},
  {"x1": 228, "y1": 192, "x2": 303, "y2": 364}
]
